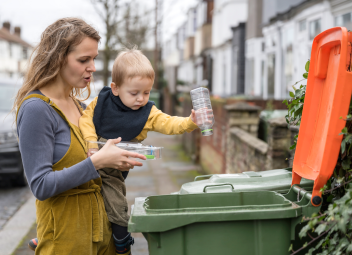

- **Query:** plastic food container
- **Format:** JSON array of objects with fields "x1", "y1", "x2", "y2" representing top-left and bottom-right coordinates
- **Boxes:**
[{"x1": 86, "y1": 140, "x2": 162, "y2": 160}]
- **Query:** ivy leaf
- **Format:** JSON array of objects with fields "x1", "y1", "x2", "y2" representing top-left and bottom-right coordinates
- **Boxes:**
[
  {"x1": 347, "y1": 243, "x2": 352, "y2": 252},
  {"x1": 327, "y1": 194, "x2": 334, "y2": 202},
  {"x1": 299, "y1": 224, "x2": 311, "y2": 238},
  {"x1": 305, "y1": 60, "x2": 310, "y2": 72},
  {"x1": 303, "y1": 72, "x2": 308, "y2": 79},
  {"x1": 341, "y1": 139, "x2": 346, "y2": 154},
  {"x1": 289, "y1": 91, "x2": 295, "y2": 98},
  {"x1": 342, "y1": 158, "x2": 351, "y2": 170},
  {"x1": 341, "y1": 127, "x2": 348, "y2": 135},
  {"x1": 292, "y1": 99, "x2": 299, "y2": 105},
  {"x1": 315, "y1": 224, "x2": 328, "y2": 235},
  {"x1": 295, "y1": 89, "x2": 302, "y2": 98},
  {"x1": 290, "y1": 143, "x2": 296, "y2": 150},
  {"x1": 288, "y1": 244, "x2": 293, "y2": 252}
]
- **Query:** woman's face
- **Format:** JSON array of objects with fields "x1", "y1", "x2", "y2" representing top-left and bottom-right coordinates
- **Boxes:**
[{"x1": 60, "y1": 37, "x2": 99, "y2": 89}]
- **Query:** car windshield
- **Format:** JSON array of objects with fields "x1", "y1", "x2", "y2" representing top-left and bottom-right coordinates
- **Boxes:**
[{"x1": 0, "y1": 85, "x2": 19, "y2": 112}]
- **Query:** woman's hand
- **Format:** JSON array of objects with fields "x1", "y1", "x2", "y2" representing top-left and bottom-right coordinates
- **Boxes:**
[{"x1": 90, "y1": 138, "x2": 146, "y2": 170}]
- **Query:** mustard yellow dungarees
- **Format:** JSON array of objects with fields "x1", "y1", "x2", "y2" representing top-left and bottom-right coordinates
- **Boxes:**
[{"x1": 17, "y1": 94, "x2": 115, "y2": 255}]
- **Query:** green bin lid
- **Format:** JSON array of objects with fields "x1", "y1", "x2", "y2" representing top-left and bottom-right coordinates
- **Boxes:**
[
  {"x1": 129, "y1": 191, "x2": 303, "y2": 233},
  {"x1": 176, "y1": 169, "x2": 313, "y2": 195}
]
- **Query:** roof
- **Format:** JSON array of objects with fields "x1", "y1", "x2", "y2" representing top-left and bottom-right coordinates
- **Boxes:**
[{"x1": 0, "y1": 28, "x2": 32, "y2": 48}]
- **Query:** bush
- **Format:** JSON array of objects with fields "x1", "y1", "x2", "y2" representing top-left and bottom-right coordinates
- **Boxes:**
[{"x1": 286, "y1": 60, "x2": 352, "y2": 255}]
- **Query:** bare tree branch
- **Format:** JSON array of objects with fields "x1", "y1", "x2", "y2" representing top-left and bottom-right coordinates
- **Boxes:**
[{"x1": 91, "y1": 0, "x2": 150, "y2": 86}]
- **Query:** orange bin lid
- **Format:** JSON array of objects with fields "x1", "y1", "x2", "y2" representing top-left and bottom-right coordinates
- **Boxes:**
[{"x1": 292, "y1": 27, "x2": 352, "y2": 206}]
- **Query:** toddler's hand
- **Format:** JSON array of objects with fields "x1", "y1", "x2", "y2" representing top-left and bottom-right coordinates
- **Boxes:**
[
  {"x1": 87, "y1": 148, "x2": 99, "y2": 157},
  {"x1": 191, "y1": 109, "x2": 196, "y2": 123}
]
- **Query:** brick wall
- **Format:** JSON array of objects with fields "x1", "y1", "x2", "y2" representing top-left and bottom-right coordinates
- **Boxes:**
[
  {"x1": 199, "y1": 98, "x2": 229, "y2": 173},
  {"x1": 179, "y1": 94, "x2": 290, "y2": 174},
  {"x1": 266, "y1": 117, "x2": 291, "y2": 169},
  {"x1": 227, "y1": 127, "x2": 268, "y2": 173}
]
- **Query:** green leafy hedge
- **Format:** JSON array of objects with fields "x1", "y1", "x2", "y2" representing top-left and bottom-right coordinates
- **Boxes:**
[{"x1": 285, "y1": 60, "x2": 352, "y2": 255}]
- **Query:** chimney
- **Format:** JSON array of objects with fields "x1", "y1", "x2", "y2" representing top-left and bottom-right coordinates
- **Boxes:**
[
  {"x1": 14, "y1": 26, "x2": 21, "y2": 37},
  {"x1": 3, "y1": 22, "x2": 10, "y2": 31}
]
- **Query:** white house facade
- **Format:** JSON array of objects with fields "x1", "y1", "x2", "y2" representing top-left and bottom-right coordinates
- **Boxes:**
[
  {"x1": 211, "y1": 0, "x2": 248, "y2": 97},
  {"x1": 0, "y1": 22, "x2": 32, "y2": 80}
]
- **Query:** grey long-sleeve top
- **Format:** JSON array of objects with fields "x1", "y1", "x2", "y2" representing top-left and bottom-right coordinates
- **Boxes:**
[{"x1": 17, "y1": 92, "x2": 100, "y2": 201}]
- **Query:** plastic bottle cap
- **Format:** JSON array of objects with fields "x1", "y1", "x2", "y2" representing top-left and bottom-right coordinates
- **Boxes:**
[{"x1": 201, "y1": 129, "x2": 213, "y2": 136}]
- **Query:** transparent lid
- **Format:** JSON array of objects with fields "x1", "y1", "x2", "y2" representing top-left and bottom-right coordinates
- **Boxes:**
[{"x1": 86, "y1": 140, "x2": 163, "y2": 160}]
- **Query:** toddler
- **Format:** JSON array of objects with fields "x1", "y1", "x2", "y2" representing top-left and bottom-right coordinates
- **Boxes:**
[{"x1": 79, "y1": 47, "x2": 199, "y2": 255}]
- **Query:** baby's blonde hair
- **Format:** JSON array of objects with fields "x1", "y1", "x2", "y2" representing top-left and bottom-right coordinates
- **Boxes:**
[{"x1": 112, "y1": 46, "x2": 155, "y2": 86}]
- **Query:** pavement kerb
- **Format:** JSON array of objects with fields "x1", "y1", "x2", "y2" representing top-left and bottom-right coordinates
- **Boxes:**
[{"x1": 0, "y1": 195, "x2": 36, "y2": 255}]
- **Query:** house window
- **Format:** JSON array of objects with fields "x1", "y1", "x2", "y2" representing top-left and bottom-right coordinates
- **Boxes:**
[
  {"x1": 267, "y1": 53, "x2": 275, "y2": 98},
  {"x1": 193, "y1": 9, "x2": 197, "y2": 33},
  {"x1": 284, "y1": 44, "x2": 293, "y2": 98},
  {"x1": 22, "y1": 47, "x2": 28, "y2": 59},
  {"x1": 261, "y1": 60, "x2": 265, "y2": 97},
  {"x1": 223, "y1": 60, "x2": 226, "y2": 95},
  {"x1": 299, "y1": 19, "x2": 306, "y2": 31},
  {"x1": 309, "y1": 19, "x2": 321, "y2": 40},
  {"x1": 244, "y1": 58, "x2": 254, "y2": 95},
  {"x1": 233, "y1": 47, "x2": 239, "y2": 94},
  {"x1": 335, "y1": 12, "x2": 352, "y2": 30},
  {"x1": 8, "y1": 43, "x2": 12, "y2": 58}
]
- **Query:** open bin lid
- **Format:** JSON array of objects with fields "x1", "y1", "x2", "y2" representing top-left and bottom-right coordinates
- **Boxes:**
[{"x1": 292, "y1": 27, "x2": 352, "y2": 206}]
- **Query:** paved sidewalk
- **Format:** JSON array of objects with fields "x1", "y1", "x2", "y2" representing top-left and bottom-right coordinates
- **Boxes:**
[{"x1": 13, "y1": 132, "x2": 201, "y2": 255}]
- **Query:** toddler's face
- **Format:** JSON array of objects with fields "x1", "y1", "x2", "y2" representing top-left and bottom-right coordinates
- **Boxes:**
[{"x1": 111, "y1": 77, "x2": 154, "y2": 110}]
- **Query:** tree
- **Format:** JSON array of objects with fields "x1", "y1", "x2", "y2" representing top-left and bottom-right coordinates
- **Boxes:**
[
  {"x1": 91, "y1": 0, "x2": 150, "y2": 87},
  {"x1": 90, "y1": 0, "x2": 119, "y2": 87},
  {"x1": 115, "y1": 2, "x2": 149, "y2": 50}
]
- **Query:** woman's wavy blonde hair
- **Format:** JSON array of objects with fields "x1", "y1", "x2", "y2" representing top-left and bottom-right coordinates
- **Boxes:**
[{"x1": 13, "y1": 17, "x2": 100, "y2": 111}]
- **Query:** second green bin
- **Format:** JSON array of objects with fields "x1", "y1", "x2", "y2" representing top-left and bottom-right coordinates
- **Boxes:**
[
  {"x1": 176, "y1": 169, "x2": 313, "y2": 194},
  {"x1": 129, "y1": 185, "x2": 318, "y2": 255}
]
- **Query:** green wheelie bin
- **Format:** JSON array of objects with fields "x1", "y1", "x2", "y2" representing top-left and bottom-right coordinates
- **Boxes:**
[{"x1": 129, "y1": 186, "x2": 318, "y2": 255}]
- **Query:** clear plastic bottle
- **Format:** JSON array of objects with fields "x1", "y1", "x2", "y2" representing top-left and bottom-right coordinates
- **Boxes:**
[{"x1": 190, "y1": 87, "x2": 215, "y2": 136}]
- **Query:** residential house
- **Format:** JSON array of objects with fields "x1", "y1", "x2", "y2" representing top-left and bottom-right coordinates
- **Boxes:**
[
  {"x1": 244, "y1": 0, "x2": 264, "y2": 97},
  {"x1": 194, "y1": 0, "x2": 214, "y2": 91},
  {"x1": 259, "y1": 0, "x2": 352, "y2": 100},
  {"x1": 178, "y1": 8, "x2": 197, "y2": 85},
  {"x1": 0, "y1": 22, "x2": 32, "y2": 79},
  {"x1": 231, "y1": 22, "x2": 246, "y2": 95},
  {"x1": 211, "y1": 0, "x2": 248, "y2": 97}
]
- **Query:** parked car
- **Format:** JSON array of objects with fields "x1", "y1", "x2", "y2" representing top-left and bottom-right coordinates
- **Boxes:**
[{"x1": 0, "y1": 78, "x2": 26, "y2": 186}]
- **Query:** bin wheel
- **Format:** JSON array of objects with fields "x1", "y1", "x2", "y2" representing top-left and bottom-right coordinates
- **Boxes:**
[{"x1": 312, "y1": 196, "x2": 322, "y2": 206}]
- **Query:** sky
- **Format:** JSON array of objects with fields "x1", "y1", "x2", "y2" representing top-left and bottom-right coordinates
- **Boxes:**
[{"x1": 0, "y1": 0, "x2": 198, "y2": 49}]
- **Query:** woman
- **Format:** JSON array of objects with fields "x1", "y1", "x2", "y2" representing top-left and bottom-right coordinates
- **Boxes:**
[{"x1": 14, "y1": 18, "x2": 145, "y2": 254}]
